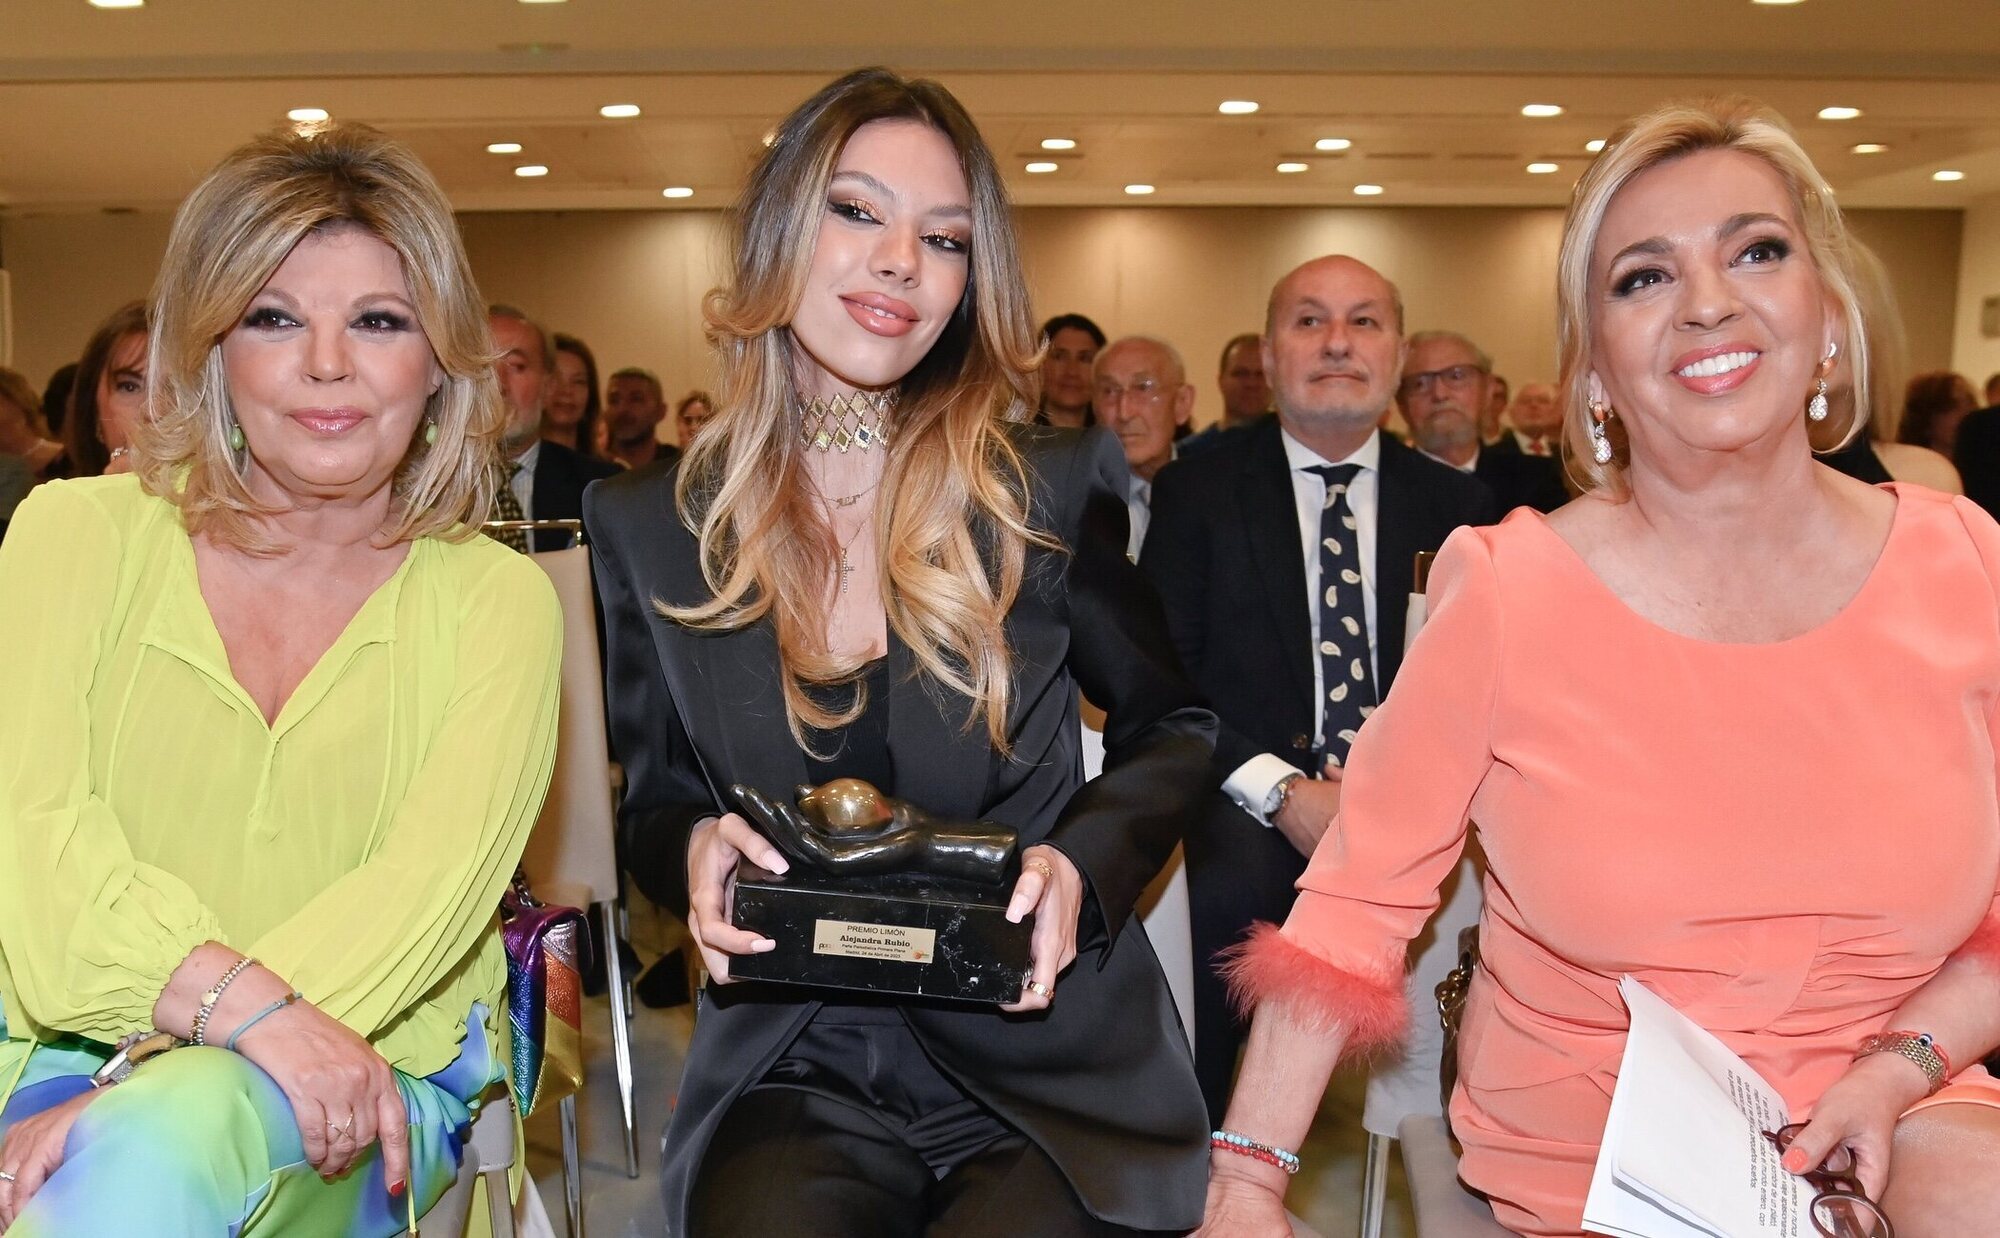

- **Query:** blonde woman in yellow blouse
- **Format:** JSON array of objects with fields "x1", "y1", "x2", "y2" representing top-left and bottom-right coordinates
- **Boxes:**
[{"x1": 0, "y1": 123, "x2": 560, "y2": 1236}]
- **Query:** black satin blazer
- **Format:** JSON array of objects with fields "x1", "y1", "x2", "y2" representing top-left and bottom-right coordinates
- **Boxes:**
[{"x1": 584, "y1": 424, "x2": 1218, "y2": 1234}]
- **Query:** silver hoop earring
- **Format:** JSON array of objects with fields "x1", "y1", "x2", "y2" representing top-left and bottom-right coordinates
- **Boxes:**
[
  {"x1": 1588, "y1": 401, "x2": 1614, "y2": 465},
  {"x1": 1807, "y1": 378, "x2": 1829, "y2": 422}
]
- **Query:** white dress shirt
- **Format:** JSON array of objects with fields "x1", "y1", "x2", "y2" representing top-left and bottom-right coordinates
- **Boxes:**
[
  {"x1": 1221, "y1": 428, "x2": 1382, "y2": 825},
  {"x1": 1125, "y1": 445, "x2": 1176, "y2": 559},
  {"x1": 509, "y1": 439, "x2": 540, "y2": 521}
]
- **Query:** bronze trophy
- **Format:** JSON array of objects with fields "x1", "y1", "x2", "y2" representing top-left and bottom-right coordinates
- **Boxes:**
[{"x1": 725, "y1": 779, "x2": 1033, "y2": 1003}]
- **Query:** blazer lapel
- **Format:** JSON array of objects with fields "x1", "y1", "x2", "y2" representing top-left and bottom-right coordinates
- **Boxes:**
[
  {"x1": 1239, "y1": 421, "x2": 1314, "y2": 703},
  {"x1": 1373, "y1": 436, "x2": 1421, "y2": 691}
]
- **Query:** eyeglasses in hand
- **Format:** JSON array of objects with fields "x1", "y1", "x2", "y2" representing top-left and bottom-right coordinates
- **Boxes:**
[{"x1": 1762, "y1": 1123, "x2": 1894, "y2": 1238}]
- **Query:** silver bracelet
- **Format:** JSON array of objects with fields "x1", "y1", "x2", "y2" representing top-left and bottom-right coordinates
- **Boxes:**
[{"x1": 190, "y1": 956, "x2": 258, "y2": 1046}]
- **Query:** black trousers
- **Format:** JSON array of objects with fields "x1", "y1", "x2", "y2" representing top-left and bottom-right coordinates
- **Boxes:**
[
  {"x1": 689, "y1": 1006, "x2": 1170, "y2": 1237},
  {"x1": 1185, "y1": 792, "x2": 1311, "y2": 1125}
]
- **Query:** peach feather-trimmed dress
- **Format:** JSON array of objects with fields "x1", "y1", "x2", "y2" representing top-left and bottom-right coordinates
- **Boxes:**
[{"x1": 1232, "y1": 485, "x2": 2000, "y2": 1237}]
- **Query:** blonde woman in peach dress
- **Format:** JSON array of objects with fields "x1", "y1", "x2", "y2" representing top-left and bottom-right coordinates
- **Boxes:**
[{"x1": 1197, "y1": 99, "x2": 2000, "y2": 1238}]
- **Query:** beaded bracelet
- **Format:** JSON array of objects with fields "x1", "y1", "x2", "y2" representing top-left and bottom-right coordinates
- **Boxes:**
[
  {"x1": 1211, "y1": 1129, "x2": 1302, "y2": 1175},
  {"x1": 190, "y1": 956, "x2": 259, "y2": 1047},
  {"x1": 224, "y1": 991, "x2": 304, "y2": 1052}
]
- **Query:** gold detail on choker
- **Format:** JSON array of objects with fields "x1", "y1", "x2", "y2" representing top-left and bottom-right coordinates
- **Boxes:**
[{"x1": 798, "y1": 390, "x2": 897, "y2": 453}]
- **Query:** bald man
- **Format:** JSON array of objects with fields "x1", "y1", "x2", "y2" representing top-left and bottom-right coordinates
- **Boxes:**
[
  {"x1": 1095, "y1": 335, "x2": 1196, "y2": 556},
  {"x1": 1140, "y1": 255, "x2": 1497, "y2": 1120}
]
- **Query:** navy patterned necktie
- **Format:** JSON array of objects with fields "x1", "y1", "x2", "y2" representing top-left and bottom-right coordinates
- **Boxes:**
[
  {"x1": 491, "y1": 462, "x2": 531, "y2": 554},
  {"x1": 1305, "y1": 463, "x2": 1377, "y2": 767}
]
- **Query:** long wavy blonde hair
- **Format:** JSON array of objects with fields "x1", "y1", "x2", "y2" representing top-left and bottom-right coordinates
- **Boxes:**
[
  {"x1": 665, "y1": 67, "x2": 1051, "y2": 752},
  {"x1": 1556, "y1": 98, "x2": 1871, "y2": 497},
  {"x1": 137, "y1": 122, "x2": 505, "y2": 553}
]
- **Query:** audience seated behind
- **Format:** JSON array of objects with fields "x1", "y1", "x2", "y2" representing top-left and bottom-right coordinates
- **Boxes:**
[
  {"x1": 602, "y1": 366, "x2": 677, "y2": 472},
  {"x1": 1399, "y1": 329, "x2": 1567, "y2": 514},
  {"x1": 1036, "y1": 311, "x2": 1104, "y2": 428},
  {"x1": 62, "y1": 301, "x2": 149, "y2": 479},
  {"x1": 544, "y1": 331, "x2": 606, "y2": 461},
  {"x1": 488, "y1": 305, "x2": 622, "y2": 553},
  {"x1": 1141, "y1": 254, "x2": 1496, "y2": 1126},
  {"x1": 0, "y1": 121, "x2": 561, "y2": 1237},
  {"x1": 1096, "y1": 334, "x2": 1196, "y2": 558}
]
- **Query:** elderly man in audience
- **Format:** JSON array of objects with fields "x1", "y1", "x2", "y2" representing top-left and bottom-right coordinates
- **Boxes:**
[
  {"x1": 1496, "y1": 380, "x2": 1563, "y2": 457},
  {"x1": 603, "y1": 366, "x2": 673, "y2": 470},
  {"x1": 1096, "y1": 335, "x2": 1196, "y2": 557},
  {"x1": 488, "y1": 305, "x2": 620, "y2": 553},
  {"x1": 1141, "y1": 255, "x2": 1496, "y2": 1121},
  {"x1": 1399, "y1": 329, "x2": 1567, "y2": 514}
]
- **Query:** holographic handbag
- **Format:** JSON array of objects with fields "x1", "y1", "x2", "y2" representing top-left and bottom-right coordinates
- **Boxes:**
[{"x1": 499, "y1": 872, "x2": 588, "y2": 1117}]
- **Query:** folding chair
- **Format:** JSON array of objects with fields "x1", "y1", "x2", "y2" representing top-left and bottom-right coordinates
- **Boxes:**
[
  {"x1": 485, "y1": 519, "x2": 642, "y2": 1238},
  {"x1": 403, "y1": 1098, "x2": 521, "y2": 1238}
]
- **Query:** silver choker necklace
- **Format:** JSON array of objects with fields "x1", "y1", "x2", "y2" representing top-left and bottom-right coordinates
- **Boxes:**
[{"x1": 798, "y1": 389, "x2": 896, "y2": 453}]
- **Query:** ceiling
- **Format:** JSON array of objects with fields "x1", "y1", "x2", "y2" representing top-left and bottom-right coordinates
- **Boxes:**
[{"x1": 4, "y1": 0, "x2": 1999, "y2": 215}]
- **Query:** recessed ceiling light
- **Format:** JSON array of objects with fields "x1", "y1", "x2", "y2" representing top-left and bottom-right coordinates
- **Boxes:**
[
  {"x1": 1751, "y1": 0, "x2": 1806, "y2": 5},
  {"x1": 1124, "y1": 183, "x2": 1156, "y2": 196},
  {"x1": 486, "y1": 142, "x2": 523, "y2": 155},
  {"x1": 761, "y1": 131, "x2": 777, "y2": 148},
  {"x1": 1521, "y1": 103, "x2": 1564, "y2": 118},
  {"x1": 287, "y1": 107, "x2": 330, "y2": 123},
  {"x1": 1934, "y1": 169, "x2": 1966, "y2": 182},
  {"x1": 1526, "y1": 162, "x2": 1560, "y2": 174},
  {"x1": 514, "y1": 165, "x2": 550, "y2": 178},
  {"x1": 1850, "y1": 143, "x2": 1888, "y2": 154},
  {"x1": 600, "y1": 103, "x2": 641, "y2": 119},
  {"x1": 1586, "y1": 139, "x2": 1607, "y2": 153},
  {"x1": 518, "y1": 1, "x2": 567, "y2": 5},
  {"x1": 1025, "y1": 161, "x2": 1060, "y2": 174},
  {"x1": 1315, "y1": 138, "x2": 1352, "y2": 152},
  {"x1": 1817, "y1": 106, "x2": 1862, "y2": 121},
  {"x1": 661, "y1": 186, "x2": 694, "y2": 199},
  {"x1": 89, "y1": 0, "x2": 144, "y2": 8},
  {"x1": 1040, "y1": 138, "x2": 1076, "y2": 151},
  {"x1": 1353, "y1": 183, "x2": 1385, "y2": 196},
  {"x1": 1218, "y1": 100, "x2": 1260, "y2": 115},
  {"x1": 1276, "y1": 161, "x2": 1309, "y2": 174}
]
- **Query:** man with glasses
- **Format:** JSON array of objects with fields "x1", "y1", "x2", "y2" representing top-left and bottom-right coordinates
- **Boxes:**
[
  {"x1": 1398, "y1": 330, "x2": 1567, "y2": 514},
  {"x1": 1096, "y1": 336, "x2": 1195, "y2": 557},
  {"x1": 1140, "y1": 257, "x2": 1496, "y2": 1120}
]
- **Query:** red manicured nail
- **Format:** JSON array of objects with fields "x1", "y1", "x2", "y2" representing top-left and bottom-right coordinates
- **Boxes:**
[
  {"x1": 388, "y1": 1178, "x2": 407, "y2": 1198},
  {"x1": 1782, "y1": 1148, "x2": 1806, "y2": 1173}
]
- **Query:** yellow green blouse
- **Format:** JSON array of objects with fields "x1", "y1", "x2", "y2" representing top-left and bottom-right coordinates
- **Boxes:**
[{"x1": 0, "y1": 476, "x2": 561, "y2": 1098}]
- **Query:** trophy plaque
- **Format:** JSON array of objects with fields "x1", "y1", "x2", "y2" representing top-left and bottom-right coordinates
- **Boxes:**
[{"x1": 726, "y1": 778, "x2": 1033, "y2": 1003}]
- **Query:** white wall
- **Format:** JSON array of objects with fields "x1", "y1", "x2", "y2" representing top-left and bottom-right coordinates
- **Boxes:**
[
  {"x1": 2, "y1": 204, "x2": 1966, "y2": 429},
  {"x1": 1953, "y1": 199, "x2": 2000, "y2": 393}
]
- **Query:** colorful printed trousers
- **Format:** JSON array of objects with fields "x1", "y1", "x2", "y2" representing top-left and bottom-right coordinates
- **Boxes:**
[{"x1": 0, "y1": 1006, "x2": 496, "y2": 1237}]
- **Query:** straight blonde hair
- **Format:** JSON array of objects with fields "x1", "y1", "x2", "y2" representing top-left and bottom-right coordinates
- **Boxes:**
[
  {"x1": 1556, "y1": 98, "x2": 1871, "y2": 497},
  {"x1": 137, "y1": 122, "x2": 504, "y2": 553},
  {"x1": 665, "y1": 67, "x2": 1052, "y2": 753}
]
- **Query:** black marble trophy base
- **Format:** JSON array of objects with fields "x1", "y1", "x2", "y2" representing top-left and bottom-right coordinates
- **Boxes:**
[{"x1": 728, "y1": 860, "x2": 1032, "y2": 1003}]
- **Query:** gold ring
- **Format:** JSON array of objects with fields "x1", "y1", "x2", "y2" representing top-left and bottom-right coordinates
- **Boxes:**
[
  {"x1": 1026, "y1": 980, "x2": 1052, "y2": 998},
  {"x1": 329, "y1": 1115, "x2": 356, "y2": 1138},
  {"x1": 1026, "y1": 858, "x2": 1054, "y2": 881}
]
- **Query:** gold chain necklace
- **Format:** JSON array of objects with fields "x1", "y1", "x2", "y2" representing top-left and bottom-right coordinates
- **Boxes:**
[{"x1": 798, "y1": 389, "x2": 897, "y2": 453}]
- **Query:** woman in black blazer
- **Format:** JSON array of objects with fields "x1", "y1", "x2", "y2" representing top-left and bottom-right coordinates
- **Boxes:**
[{"x1": 585, "y1": 68, "x2": 1216, "y2": 1236}]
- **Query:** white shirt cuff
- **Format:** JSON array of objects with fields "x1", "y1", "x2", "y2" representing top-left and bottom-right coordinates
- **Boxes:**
[{"x1": 1224, "y1": 753, "x2": 1301, "y2": 827}]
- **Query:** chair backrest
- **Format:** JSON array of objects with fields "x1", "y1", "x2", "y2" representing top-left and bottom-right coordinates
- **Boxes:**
[{"x1": 518, "y1": 544, "x2": 620, "y2": 904}]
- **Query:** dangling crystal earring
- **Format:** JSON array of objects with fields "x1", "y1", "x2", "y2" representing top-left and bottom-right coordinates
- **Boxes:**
[
  {"x1": 1807, "y1": 378, "x2": 1829, "y2": 422},
  {"x1": 423, "y1": 418, "x2": 439, "y2": 446},
  {"x1": 228, "y1": 420, "x2": 246, "y2": 452},
  {"x1": 1588, "y1": 401, "x2": 1614, "y2": 465}
]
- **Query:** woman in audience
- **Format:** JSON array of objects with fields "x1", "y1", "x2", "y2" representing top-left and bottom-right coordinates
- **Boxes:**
[
  {"x1": 1035, "y1": 311, "x2": 1104, "y2": 428},
  {"x1": 588, "y1": 67, "x2": 1214, "y2": 1236},
  {"x1": 1897, "y1": 370, "x2": 1979, "y2": 458},
  {"x1": 1200, "y1": 98, "x2": 2000, "y2": 1238},
  {"x1": 0, "y1": 367, "x2": 65, "y2": 525},
  {"x1": 671, "y1": 388, "x2": 713, "y2": 447},
  {"x1": 64, "y1": 301, "x2": 149, "y2": 476},
  {"x1": 545, "y1": 331, "x2": 605, "y2": 457},
  {"x1": 0, "y1": 122, "x2": 561, "y2": 1235}
]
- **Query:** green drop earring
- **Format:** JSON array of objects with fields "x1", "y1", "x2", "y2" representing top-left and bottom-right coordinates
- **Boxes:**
[
  {"x1": 228, "y1": 421, "x2": 245, "y2": 452},
  {"x1": 423, "y1": 419, "x2": 439, "y2": 446}
]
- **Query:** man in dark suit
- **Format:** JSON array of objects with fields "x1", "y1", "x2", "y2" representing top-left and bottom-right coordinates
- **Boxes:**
[
  {"x1": 1142, "y1": 256, "x2": 1497, "y2": 1120},
  {"x1": 488, "y1": 306, "x2": 622, "y2": 551},
  {"x1": 1400, "y1": 330, "x2": 1567, "y2": 515}
]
